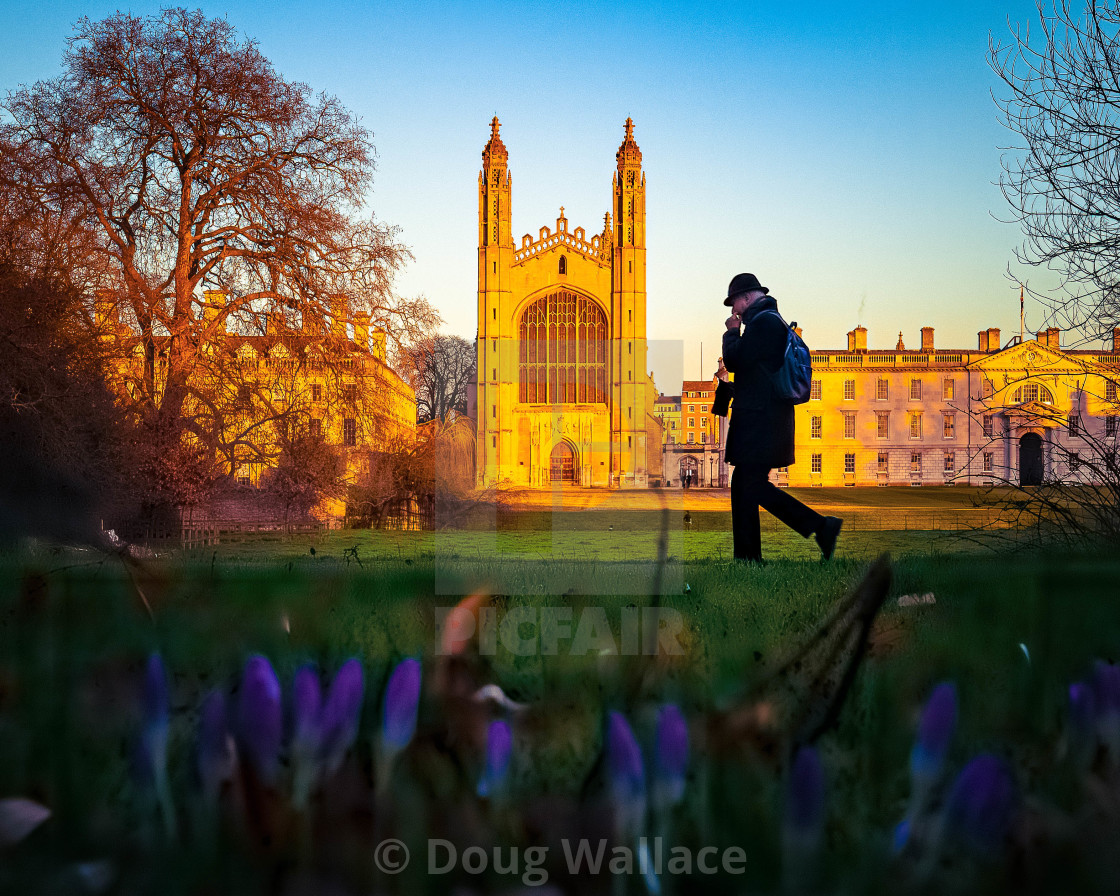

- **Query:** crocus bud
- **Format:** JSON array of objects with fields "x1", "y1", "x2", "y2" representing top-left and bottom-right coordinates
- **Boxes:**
[
  {"x1": 1091, "y1": 660, "x2": 1120, "y2": 761},
  {"x1": 137, "y1": 653, "x2": 170, "y2": 785},
  {"x1": 911, "y1": 682, "x2": 957, "y2": 787},
  {"x1": 943, "y1": 754, "x2": 1017, "y2": 855},
  {"x1": 653, "y1": 704, "x2": 689, "y2": 808},
  {"x1": 235, "y1": 655, "x2": 283, "y2": 786},
  {"x1": 319, "y1": 659, "x2": 364, "y2": 776},
  {"x1": 195, "y1": 690, "x2": 234, "y2": 804},
  {"x1": 606, "y1": 712, "x2": 646, "y2": 839},
  {"x1": 381, "y1": 658, "x2": 421, "y2": 752},
  {"x1": 782, "y1": 746, "x2": 826, "y2": 892},
  {"x1": 478, "y1": 719, "x2": 513, "y2": 799}
]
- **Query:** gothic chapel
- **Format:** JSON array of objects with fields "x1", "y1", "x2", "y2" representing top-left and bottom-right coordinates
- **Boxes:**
[{"x1": 475, "y1": 118, "x2": 654, "y2": 488}]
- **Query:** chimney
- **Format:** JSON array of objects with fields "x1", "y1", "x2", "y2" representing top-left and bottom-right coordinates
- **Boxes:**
[
  {"x1": 921, "y1": 327, "x2": 934, "y2": 352},
  {"x1": 852, "y1": 326, "x2": 867, "y2": 352},
  {"x1": 1036, "y1": 330, "x2": 1046, "y2": 343},
  {"x1": 847, "y1": 329, "x2": 856, "y2": 352},
  {"x1": 895, "y1": 332, "x2": 905, "y2": 351},
  {"x1": 1113, "y1": 327, "x2": 1120, "y2": 353},
  {"x1": 353, "y1": 312, "x2": 370, "y2": 352},
  {"x1": 987, "y1": 327, "x2": 1000, "y2": 352},
  {"x1": 978, "y1": 330, "x2": 989, "y2": 352},
  {"x1": 1047, "y1": 327, "x2": 1060, "y2": 350},
  {"x1": 329, "y1": 296, "x2": 347, "y2": 339},
  {"x1": 371, "y1": 327, "x2": 387, "y2": 361}
]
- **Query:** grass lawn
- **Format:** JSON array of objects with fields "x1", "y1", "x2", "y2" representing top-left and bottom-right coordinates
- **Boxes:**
[{"x1": 0, "y1": 510, "x2": 1116, "y2": 893}]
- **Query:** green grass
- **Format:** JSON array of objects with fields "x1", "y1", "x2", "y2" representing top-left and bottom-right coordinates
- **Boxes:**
[{"x1": 0, "y1": 518, "x2": 1116, "y2": 893}]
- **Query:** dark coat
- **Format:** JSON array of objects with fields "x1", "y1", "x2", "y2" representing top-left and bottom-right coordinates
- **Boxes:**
[{"x1": 719, "y1": 295, "x2": 796, "y2": 468}]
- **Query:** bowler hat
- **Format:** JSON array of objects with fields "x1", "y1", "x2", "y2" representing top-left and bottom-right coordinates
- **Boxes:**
[{"x1": 724, "y1": 273, "x2": 768, "y2": 306}]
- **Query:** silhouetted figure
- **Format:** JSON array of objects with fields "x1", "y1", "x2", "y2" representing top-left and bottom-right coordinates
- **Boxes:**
[{"x1": 715, "y1": 273, "x2": 841, "y2": 563}]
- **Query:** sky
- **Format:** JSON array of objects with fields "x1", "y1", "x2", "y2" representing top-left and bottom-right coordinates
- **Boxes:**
[{"x1": 0, "y1": 0, "x2": 1073, "y2": 392}]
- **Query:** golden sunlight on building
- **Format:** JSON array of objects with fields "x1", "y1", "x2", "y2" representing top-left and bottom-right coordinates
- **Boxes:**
[
  {"x1": 95, "y1": 290, "x2": 415, "y2": 516},
  {"x1": 719, "y1": 324, "x2": 1120, "y2": 488},
  {"x1": 475, "y1": 118, "x2": 660, "y2": 488}
]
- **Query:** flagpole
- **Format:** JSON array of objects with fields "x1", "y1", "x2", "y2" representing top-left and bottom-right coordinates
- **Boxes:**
[{"x1": 1020, "y1": 285, "x2": 1025, "y2": 343}]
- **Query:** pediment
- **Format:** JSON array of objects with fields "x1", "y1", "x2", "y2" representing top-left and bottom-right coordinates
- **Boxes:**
[{"x1": 969, "y1": 340, "x2": 1075, "y2": 373}]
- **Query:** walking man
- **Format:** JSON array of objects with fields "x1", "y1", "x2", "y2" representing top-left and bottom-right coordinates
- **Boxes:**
[{"x1": 714, "y1": 273, "x2": 842, "y2": 563}]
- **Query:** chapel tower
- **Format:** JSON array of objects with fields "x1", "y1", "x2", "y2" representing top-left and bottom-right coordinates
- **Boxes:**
[{"x1": 476, "y1": 118, "x2": 653, "y2": 489}]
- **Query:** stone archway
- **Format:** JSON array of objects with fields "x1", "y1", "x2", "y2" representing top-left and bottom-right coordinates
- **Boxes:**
[
  {"x1": 550, "y1": 440, "x2": 578, "y2": 484},
  {"x1": 679, "y1": 455, "x2": 699, "y2": 487},
  {"x1": 1020, "y1": 432, "x2": 1043, "y2": 486}
]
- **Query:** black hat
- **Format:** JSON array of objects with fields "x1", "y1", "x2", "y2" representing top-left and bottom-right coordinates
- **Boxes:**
[{"x1": 724, "y1": 273, "x2": 768, "y2": 306}]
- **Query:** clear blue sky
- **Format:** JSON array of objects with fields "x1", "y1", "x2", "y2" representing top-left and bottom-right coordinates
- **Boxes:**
[{"x1": 0, "y1": 1, "x2": 1069, "y2": 391}]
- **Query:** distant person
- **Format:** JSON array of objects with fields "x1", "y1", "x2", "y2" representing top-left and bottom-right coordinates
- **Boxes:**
[{"x1": 714, "y1": 273, "x2": 841, "y2": 564}]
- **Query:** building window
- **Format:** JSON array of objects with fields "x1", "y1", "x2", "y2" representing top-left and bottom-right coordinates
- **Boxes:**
[
  {"x1": 1070, "y1": 451, "x2": 1081, "y2": 471},
  {"x1": 876, "y1": 378, "x2": 889, "y2": 401},
  {"x1": 910, "y1": 378, "x2": 922, "y2": 401},
  {"x1": 878, "y1": 451, "x2": 889, "y2": 473},
  {"x1": 1107, "y1": 415, "x2": 1118, "y2": 438},
  {"x1": 810, "y1": 379, "x2": 822, "y2": 400},
  {"x1": 343, "y1": 384, "x2": 357, "y2": 402},
  {"x1": 811, "y1": 416, "x2": 822, "y2": 439},
  {"x1": 983, "y1": 451, "x2": 994, "y2": 473},
  {"x1": 943, "y1": 413, "x2": 955, "y2": 439},
  {"x1": 983, "y1": 379, "x2": 994, "y2": 398},
  {"x1": 702, "y1": 405, "x2": 709, "y2": 413},
  {"x1": 876, "y1": 412, "x2": 889, "y2": 439},
  {"x1": 811, "y1": 453, "x2": 822, "y2": 473},
  {"x1": 311, "y1": 383, "x2": 322, "y2": 402},
  {"x1": 701, "y1": 433, "x2": 707, "y2": 444},
  {"x1": 911, "y1": 452, "x2": 922, "y2": 474},
  {"x1": 343, "y1": 418, "x2": 356, "y2": 447},
  {"x1": 844, "y1": 412, "x2": 856, "y2": 439},
  {"x1": 688, "y1": 433, "x2": 694, "y2": 444},
  {"x1": 518, "y1": 289, "x2": 608, "y2": 404},
  {"x1": 943, "y1": 378, "x2": 955, "y2": 401},
  {"x1": 558, "y1": 255, "x2": 566, "y2": 275},
  {"x1": 843, "y1": 379, "x2": 855, "y2": 400},
  {"x1": 1107, "y1": 380, "x2": 1118, "y2": 403},
  {"x1": 689, "y1": 404, "x2": 695, "y2": 412},
  {"x1": 1068, "y1": 414, "x2": 1081, "y2": 436},
  {"x1": 688, "y1": 417, "x2": 694, "y2": 428},
  {"x1": 909, "y1": 412, "x2": 922, "y2": 440},
  {"x1": 844, "y1": 452, "x2": 856, "y2": 473},
  {"x1": 309, "y1": 418, "x2": 322, "y2": 438},
  {"x1": 983, "y1": 415, "x2": 993, "y2": 437},
  {"x1": 944, "y1": 450, "x2": 955, "y2": 472}
]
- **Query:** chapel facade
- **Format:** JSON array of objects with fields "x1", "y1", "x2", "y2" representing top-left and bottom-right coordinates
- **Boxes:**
[{"x1": 475, "y1": 118, "x2": 657, "y2": 488}]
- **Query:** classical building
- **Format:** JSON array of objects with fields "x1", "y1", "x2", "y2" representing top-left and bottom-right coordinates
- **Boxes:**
[
  {"x1": 474, "y1": 118, "x2": 660, "y2": 488},
  {"x1": 95, "y1": 290, "x2": 416, "y2": 516},
  {"x1": 654, "y1": 394, "x2": 681, "y2": 444},
  {"x1": 714, "y1": 324, "x2": 1120, "y2": 488}
]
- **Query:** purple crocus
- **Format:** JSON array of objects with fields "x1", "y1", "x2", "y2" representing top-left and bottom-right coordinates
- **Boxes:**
[
  {"x1": 943, "y1": 754, "x2": 1018, "y2": 855},
  {"x1": 137, "y1": 653, "x2": 170, "y2": 784},
  {"x1": 381, "y1": 658, "x2": 421, "y2": 752},
  {"x1": 911, "y1": 682, "x2": 957, "y2": 789},
  {"x1": 195, "y1": 690, "x2": 234, "y2": 805},
  {"x1": 653, "y1": 704, "x2": 689, "y2": 808},
  {"x1": 234, "y1": 655, "x2": 283, "y2": 786},
  {"x1": 477, "y1": 719, "x2": 513, "y2": 799},
  {"x1": 606, "y1": 712, "x2": 646, "y2": 839},
  {"x1": 1067, "y1": 680, "x2": 1098, "y2": 767},
  {"x1": 318, "y1": 658, "x2": 364, "y2": 776},
  {"x1": 1091, "y1": 660, "x2": 1120, "y2": 760},
  {"x1": 782, "y1": 746, "x2": 826, "y2": 892}
]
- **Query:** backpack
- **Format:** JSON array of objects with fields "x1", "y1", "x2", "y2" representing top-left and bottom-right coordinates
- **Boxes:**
[{"x1": 768, "y1": 312, "x2": 813, "y2": 404}]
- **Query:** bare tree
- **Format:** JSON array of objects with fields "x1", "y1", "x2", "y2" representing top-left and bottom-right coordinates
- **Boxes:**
[
  {"x1": 1, "y1": 8, "x2": 433, "y2": 462},
  {"x1": 991, "y1": 0, "x2": 1120, "y2": 337},
  {"x1": 398, "y1": 334, "x2": 475, "y2": 423}
]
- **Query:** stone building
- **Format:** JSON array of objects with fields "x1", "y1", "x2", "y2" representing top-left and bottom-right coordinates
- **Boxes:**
[
  {"x1": 718, "y1": 324, "x2": 1120, "y2": 487},
  {"x1": 474, "y1": 118, "x2": 660, "y2": 488}
]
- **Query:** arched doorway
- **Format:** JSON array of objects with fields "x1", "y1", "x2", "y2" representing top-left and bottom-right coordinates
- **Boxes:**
[
  {"x1": 1020, "y1": 433, "x2": 1043, "y2": 486},
  {"x1": 550, "y1": 441, "x2": 578, "y2": 484},
  {"x1": 679, "y1": 455, "x2": 699, "y2": 487}
]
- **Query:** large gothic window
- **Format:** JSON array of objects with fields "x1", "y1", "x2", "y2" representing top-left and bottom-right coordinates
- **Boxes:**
[{"x1": 518, "y1": 290, "x2": 608, "y2": 404}]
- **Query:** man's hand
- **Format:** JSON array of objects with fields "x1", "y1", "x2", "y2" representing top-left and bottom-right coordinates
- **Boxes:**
[
  {"x1": 725, "y1": 314, "x2": 741, "y2": 331},
  {"x1": 715, "y1": 357, "x2": 729, "y2": 382}
]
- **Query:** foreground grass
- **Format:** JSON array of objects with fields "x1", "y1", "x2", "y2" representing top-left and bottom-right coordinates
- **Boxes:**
[{"x1": 0, "y1": 525, "x2": 1116, "y2": 893}]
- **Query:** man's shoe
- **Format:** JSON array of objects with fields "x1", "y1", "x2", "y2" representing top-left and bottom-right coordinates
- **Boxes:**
[{"x1": 815, "y1": 516, "x2": 842, "y2": 561}]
